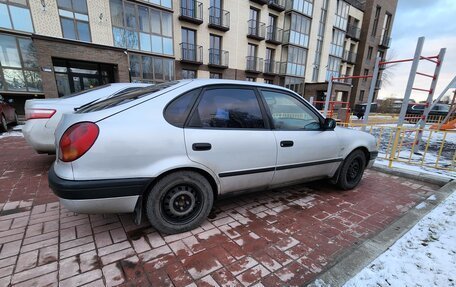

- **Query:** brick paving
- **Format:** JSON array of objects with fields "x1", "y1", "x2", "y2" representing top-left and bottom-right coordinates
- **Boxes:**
[{"x1": 0, "y1": 137, "x2": 440, "y2": 286}]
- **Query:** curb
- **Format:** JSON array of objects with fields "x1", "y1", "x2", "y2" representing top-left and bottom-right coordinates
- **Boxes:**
[
  {"x1": 306, "y1": 179, "x2": 456, "y2": 287},
  {"x1": 371, "y1": 163, "x2": 453, "y2": 186}
]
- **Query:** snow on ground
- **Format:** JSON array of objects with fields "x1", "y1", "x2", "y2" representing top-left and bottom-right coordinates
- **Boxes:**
[
  {"x1": 343, "y1": 191, "x2": 456, "y2": 287},
  {"x1": 375, "y1": 158, "x2": 456, "y2": 179},
  {"x1": 0, "y1": 125, "x2": 24, "y2": 139}
]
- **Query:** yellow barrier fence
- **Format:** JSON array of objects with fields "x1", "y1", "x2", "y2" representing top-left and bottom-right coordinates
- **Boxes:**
[{"x1": 339, "y1": 122, "x2": 456, "y2": 175}]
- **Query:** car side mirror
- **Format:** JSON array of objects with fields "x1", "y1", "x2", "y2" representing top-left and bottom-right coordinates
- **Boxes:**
[
  {"x1": 322, "y1": 118, "x2": 337, "y2": 130},
  {"x1": 7, "y1": 99, "x2": 14, "y2": 104}
]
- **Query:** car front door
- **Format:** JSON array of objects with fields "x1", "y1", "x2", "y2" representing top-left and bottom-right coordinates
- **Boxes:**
[
  {"x1": 259, "y1": 89, "x2": 341, "y2": 186},
  {"x1": 184, "y1": 86, "x2": 277, "y2": 194}
]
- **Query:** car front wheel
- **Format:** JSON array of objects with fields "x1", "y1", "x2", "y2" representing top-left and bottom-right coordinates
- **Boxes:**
[
  {"x1": 145, "y1": 171, "x2": 214, "y2": 234},
  {"x1": 337, "y1": 150, "x2": 366, "y2": 190}
]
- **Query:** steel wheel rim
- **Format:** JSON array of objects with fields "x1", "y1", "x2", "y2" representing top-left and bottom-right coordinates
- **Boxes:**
[
  {"x1": 161, "y1": 184, "x2": 203, "y2": 225},
  {"x1": 346, "y1": 157, "x2": 362, "y2": 183}
]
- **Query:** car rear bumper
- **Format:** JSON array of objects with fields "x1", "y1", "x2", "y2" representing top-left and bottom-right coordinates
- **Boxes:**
[
  {"x1": 367, "y1": 151, "x2": 378, "y2": 168},
  {"x1": 48, "y1": 165, "x2": 153, "y2": 213},
  {"x1": 23, "y1": 119, "x2": 55, "y2": 153}
]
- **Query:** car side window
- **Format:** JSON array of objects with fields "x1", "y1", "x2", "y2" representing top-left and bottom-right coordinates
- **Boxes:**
[
  {"x1": 188, "y1": 88, "x2": 265, "y2": 129},
  {"x1": 260, "y1": 90, "x2": 321, "y2": 130},
  {"x1": 164, "y1": 89, "x2": 200, "y2": 127}
]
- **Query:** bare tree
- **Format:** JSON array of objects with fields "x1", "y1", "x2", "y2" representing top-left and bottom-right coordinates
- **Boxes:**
[{"x1": 379, "y1": 49, "x2": 399, "y2": 88}]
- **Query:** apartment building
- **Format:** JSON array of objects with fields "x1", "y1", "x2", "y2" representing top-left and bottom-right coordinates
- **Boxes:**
[{"x1": 0, "y1": 0, "x2": 396, "y2": 115}]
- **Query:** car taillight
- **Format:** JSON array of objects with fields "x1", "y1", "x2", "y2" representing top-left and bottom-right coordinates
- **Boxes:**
[
  {"x1": 25, "y1": 109, "x2": 56, "y2": 120},
  {"x1": 59, "y1": 122, "x2": 99, "y2": 162}
]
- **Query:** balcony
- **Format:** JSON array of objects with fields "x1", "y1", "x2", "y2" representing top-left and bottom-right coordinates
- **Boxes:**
[
  {"x1": 343, "y1": 50, "x2": 357, "y2": 64},
  {"x1": 208, "y1": 7, "x2": 230, "y2": 31},
  {"x1": 180, "y1": 43, "x2": 203, "y2": 64},
  {"x1": 346, "y1": 24, "x2": 361, "y2": 40},
  {"x1": 246, "y1": 57, "x2": 264, "y2": 73},
  {"x1": 282, "y1": 29, "x2": 309, "y2": 48},
  {"x1": 379, "y1": 35, "x2": 391, "y2": 48},
  {"x1": 263, "y1": 60, "x2": 279, "y2": 75},
  {"x1": 250, "y1": 0, "x2": 267, "y2": 5},
  {"x1": 208, "y1": 48, "x2": 229, "y2": 68},
  {"x1": 266, "y1": 26, "x2": 283, "y2": 45},
  {"x1": 247, "y1": 20, "x2": 265, "y2": 40},
  {"x1": 268, "y1": 0, "x2": 286, "y2": 12},
  {"x1": 337, "y1": 74, "x2": 352, "y2": 85},
  {"x1": 179, "y1": 1, "x2": 203, "y2": 25}
]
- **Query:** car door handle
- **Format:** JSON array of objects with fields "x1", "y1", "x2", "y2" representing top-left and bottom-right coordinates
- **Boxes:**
[
  {"x1": 280, "y1": 140, "x2": 294, "y2": 147},
  {"x1": 192, "y1": 143, "x2": 212, "y2": 151}
]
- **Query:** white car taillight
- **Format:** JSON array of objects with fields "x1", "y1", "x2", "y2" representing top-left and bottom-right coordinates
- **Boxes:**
[{"x1": 25, "y1": 109, "x2": 56, "y2": 120}]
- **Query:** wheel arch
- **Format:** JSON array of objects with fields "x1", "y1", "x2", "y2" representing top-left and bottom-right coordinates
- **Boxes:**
[{"x1": 331, "y1": 146, "x2": 371, "y2": 184}]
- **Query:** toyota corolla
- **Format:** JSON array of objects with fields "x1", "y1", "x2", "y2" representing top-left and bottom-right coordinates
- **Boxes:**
[{"x1": 49, "y1": 80, "x2": 378, "y2": 234}]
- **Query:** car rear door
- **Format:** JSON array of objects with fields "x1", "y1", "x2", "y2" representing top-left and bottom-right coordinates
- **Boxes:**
[
  {"x1": 258, "y1": 89, "x2": 341, "y2": 186},
  {"x1": 184, "y1": 85, "x2": 277, "y2": 194}
]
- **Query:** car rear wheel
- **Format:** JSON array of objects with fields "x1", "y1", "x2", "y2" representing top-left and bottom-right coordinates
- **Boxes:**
[
  {"x1": 337, "y1": 150, "x2": 366, "y2": 190},
  {"x1": 0, "y1": 115, "x2": 7, "y2": 132},
  {"x1": 145, "y1": 171, "x2": 214, "y2": 234}
]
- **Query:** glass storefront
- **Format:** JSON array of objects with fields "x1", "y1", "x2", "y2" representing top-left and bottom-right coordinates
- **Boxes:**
[{"x1": 52, "y1": 58, "x2": 115, "y2": 97}]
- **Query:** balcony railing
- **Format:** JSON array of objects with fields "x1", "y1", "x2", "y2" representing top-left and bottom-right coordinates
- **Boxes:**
[
  {"x1": 208, "y1": 48, "x2": 229, "y2": 68},
  {"x1": 263, "y1": 60, "x2": 279, "y2": 75},
  {"x1": 379, "y1": 35, "x2": 391, "y2": 48},
  {"x1": 246, "y1": 56, "x2": 263, "y2": 73},
  {"x1": 338, "y1": 74, "x2": 352, "y2": 85},
  {"x1": 346, "y1": 24, "x2": 361, "y2": 40},
  {"x1": 180, "y1": 43, "x2": 203, "y2": 64},
  {"x1": 247, "y1": 20, "x2": 265, "y2": 40},
  {"x1": 208, "y1": 7, "x2": 230, "y2": 31},
  {"x1": 179, "y1": 1, "x2": 203, "y2": 24},
  {"x1": 250, "y1": 0, "x2": 267, "y2": 5},
  {"x1": 268, "y1": 0, "x2": 286, "y2": 11},
  {"x1": 343, "y1": 50, "x2": 357, "y2": 64},
  {"x1": 266, "y1": 26, "x2": 283, "y2": 44}
]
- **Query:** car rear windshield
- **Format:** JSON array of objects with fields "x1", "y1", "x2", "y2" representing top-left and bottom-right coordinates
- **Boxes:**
[{"x1": 76, "y1": 81, "x2": 179, "y2": 113}]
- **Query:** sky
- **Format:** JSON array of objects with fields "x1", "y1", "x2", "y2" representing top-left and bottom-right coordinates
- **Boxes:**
[{"x1": 378, "y1": 0, "x2": 456, "y2": 102}]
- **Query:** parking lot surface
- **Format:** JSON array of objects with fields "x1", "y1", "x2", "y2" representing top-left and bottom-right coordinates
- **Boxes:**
[{"x1": 0, "y1": 137, "x2": 439, "y2": 286}]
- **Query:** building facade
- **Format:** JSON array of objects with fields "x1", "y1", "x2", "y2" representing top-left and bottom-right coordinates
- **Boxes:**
[{"x1": 0, "y1": 0, "x2": 396, "y2": 115}]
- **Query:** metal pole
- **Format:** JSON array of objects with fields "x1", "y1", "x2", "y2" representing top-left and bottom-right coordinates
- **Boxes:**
[
  {"x1": 324, "y1": 76, "x2": 333, "y2": 117},
  {"x1": 362, "y1": 57, "x2": 380, "y2": 130},
  {"x1": 413, "y1": 48, "x2": 446, "y2": 153},
  {"x1": 389, "y1": 37, "x2": 425, "y2": 167}
]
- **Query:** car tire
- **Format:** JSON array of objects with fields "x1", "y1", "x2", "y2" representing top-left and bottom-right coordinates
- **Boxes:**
[
  {"x1": 0, "y1": 115, "x2": 7, "y2": 132},
  {"x1": 12, "y1": 113, "x2": 18, "y2": 125},
  {"x1": 337, "y1": 150, "x2": 366, "y2": 190},
  {"x1": 145, "y1": 171, "x2": 214, "y2": 234}
]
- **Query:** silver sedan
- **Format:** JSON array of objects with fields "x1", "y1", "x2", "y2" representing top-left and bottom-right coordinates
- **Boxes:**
[
  {"x1": 23, "y1": 83, "x2": 150, "y2": 154},
  {"x1": 49, "y1": 80, "x2": 378, "y2": 234}
]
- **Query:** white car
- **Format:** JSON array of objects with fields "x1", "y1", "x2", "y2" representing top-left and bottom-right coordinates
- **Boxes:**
[
  {"x1": 23, "y1": 83, "x2": 150, "y2": 153},
  {"x1": 49, "y1": 80, "x2": 378, "y2": 234}
]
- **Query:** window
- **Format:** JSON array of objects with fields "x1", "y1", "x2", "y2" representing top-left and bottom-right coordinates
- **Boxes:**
[
  {"x1": 182, "y1": 69, "x2": 196, "y2": 79},
  {"x1": 291, "y1": 0, "x2": 313, "y2": 17},
  {"x1": 282, "y1": 46, "x2": 307, "y2": 77},
  {"x1": 371, "y1": 6, "x2": 381, "y2": 37},
  {"x1": 261, "y1": 90, "x2": 320, "y2": 130},
  {"x1": 326, "y1": 56, "x2": 341, "y2": 80},
  {"x1": 367, "y1": 46, "x2": 373, "y2": 59},
  {"x1": 129, "y1": 54, "x2": 174, "y2": 83},
  {"x1": 181, "y1": 28, "x2": 197, "y2": 61},
  {"x1": 210, "y1": 72, "x2": 222, "y2": 79},
  {"x1": 137, "y1": 0, "x2": 172, "y2": 9},
  {"x1": 334, "y1": 0, "x2": 349, "y2": 30},
  {"x1": 164, "y1": 88, "x2": 200, "y2": 127},
  {"x1": 57, "y1": 0, "x2": 91, "y2": 42},
  {"x1": 359, "y1": 90, "x2": 365, "y2": 102},
  {"x1": 287, "y1": 13, "x2": 311, "y2": 48},
  {"x1": 0, "y1": 0, "x2": 33, "y2": 32},
  {"x1": 209, "y1": 34, "x2": 222, "y2": 65},
  {"x1": 189, "y1": 88, "x2": 265, "y2": 129},
  {"x1": 246, "y1": 77, "x2": 256, "y2": 82},
  {"x1": 248, "y1": 7, "x2": 260, "y2": 36},
  {"x1": 329, "y1": 28, "x2": 344, "y2": 58},
  {"x1": 264, "y1": 79, "x2": 273, "y2": 84},
  {"x1": 110, "y1": 0, "x2": 173, "y2": 55},
  {"x1": 0, "y1": 34, "x2": 42, "y2": 92},
  {"x1": 363, "y1": 69, "x2": 369, "y2": 82}
]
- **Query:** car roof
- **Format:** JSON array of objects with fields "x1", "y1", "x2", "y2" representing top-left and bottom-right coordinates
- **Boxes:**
[
  {"x1": 178, "y1": 79, "x2": 294, "y2": 92},
  {"x1": 108, "y1": 83, "x2": 152, "y2": 88}
]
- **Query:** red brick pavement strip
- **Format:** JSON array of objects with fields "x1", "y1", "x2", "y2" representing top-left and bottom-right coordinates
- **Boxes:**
[{"x1": 0, "y1": 137, "x2": 440, "y2": 286}]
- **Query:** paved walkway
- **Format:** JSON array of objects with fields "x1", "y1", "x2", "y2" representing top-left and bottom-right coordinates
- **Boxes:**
[{"x1": 0, "y1": 137, "x2": 439, "y2": 286}]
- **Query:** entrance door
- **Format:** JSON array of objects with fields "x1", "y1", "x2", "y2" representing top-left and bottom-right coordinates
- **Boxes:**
[{"x1": 258, "y1": 89, "x2": 341, "y2": 185}]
